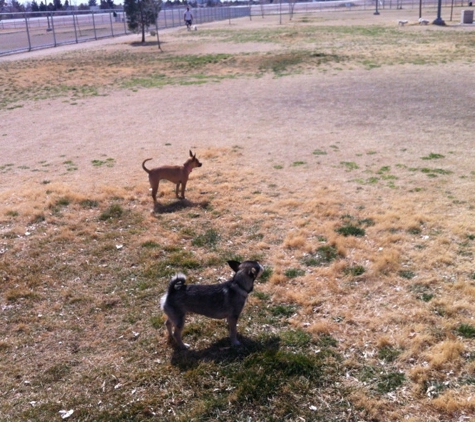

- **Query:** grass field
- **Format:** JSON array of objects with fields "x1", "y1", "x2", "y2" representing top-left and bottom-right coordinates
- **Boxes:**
[{"x1": 1, "y1": 9, "x2": 475, "y2": 421}]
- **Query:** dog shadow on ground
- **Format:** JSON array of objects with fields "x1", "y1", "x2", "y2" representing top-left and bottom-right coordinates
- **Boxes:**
[
  {"x1": 152, "y1": 199, "x2": 210, "y2": 214},
  {"x1": 170, "y1": 335, "x2": 281, "y2": 371}
]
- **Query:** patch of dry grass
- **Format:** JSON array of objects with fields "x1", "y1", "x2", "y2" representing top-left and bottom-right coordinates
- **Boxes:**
[{"x1": 2, "y1": 143, "x2": 475, "y2": 420}]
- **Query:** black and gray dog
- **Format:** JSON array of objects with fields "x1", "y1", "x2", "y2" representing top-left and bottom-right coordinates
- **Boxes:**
[{"x1": 160, "y1": 260, "x2": 264, "y2": 349}]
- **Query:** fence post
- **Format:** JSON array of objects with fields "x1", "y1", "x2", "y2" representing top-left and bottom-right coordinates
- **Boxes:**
[
  {"x1": 109, "y1": 11, "x2": 114, "y2": 37},
  {"x1": 73, "y1": 10, "x2": 78, "y2": 43},
  {"x1": 50, "y1": 12, "x2": 57, "y2": 47},
  {"x1": 25, "y1": 13, "x2": 32, "y2": 51},
  {"x1": 92, "y1": 11, "x2": 97, "y2": 40}
]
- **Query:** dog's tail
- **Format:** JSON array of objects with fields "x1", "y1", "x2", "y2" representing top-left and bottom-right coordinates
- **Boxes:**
[
  {"x1": 142, "y1": 158, "x2": 153, "y2": 174},
  {"x1": 169, "y1": 273, "x2": 187, "y2": 292},
  {"x1": 160, "y1": 273, "x2": 187, "y2": 310}
]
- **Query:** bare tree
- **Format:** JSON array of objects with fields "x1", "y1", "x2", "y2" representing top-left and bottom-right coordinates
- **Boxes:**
[{"x1": 288, "y1": 0, "x2": 298, "y2": 20}]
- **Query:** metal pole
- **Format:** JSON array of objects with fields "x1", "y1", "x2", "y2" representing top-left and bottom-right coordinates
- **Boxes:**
[
  {"x1": 73, "y1": 10, "x2": 78, "y2": 42},
  {"x1": 109, "y1": 11, "x2": 114, "y2": 37},
  {"x1": 92, "y1": 11, "x2": 97, "y2": 39},
  {"x1": 50, "y1": 12, "x2": 57, "y2": 46},
  {"x1": 25, "y1": 13, "x2": 32, "y2": 51},
  {"x1": 433, "y1": 0, "x2": 445, "y2": 24},
  {"x1": 374, "y1": 0, "x2": 380, "y2": 14}
]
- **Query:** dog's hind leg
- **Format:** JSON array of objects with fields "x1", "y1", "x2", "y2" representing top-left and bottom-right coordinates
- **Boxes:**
[
  {"x1": 164, "y1": 319, "x2": 173, "y2": 339},
  {"x1": 175, "y1": 182, "x2": 184, "y2": 199},
  {"x1": 168, "y1": 312, "x2": 188, "y2": 349},
  {"x1": 227, "y1": 316, "x2": 241, "y2": 346},
  {"x1": 151, "y1": 181, "x2": 159, "y2": 203}
]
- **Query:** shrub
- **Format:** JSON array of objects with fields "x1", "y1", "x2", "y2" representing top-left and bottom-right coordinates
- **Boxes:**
[
  {"x1": 99, "y1": 204, "x2": 123, "y2": 221},
  {"x1": 284, "y1": 268, "x2": 305, "y2": 278},
  {"x1": 336, "y1": 225, "x2": 365, "y2": 237},
  {"x1": 192, "y1": 228, "x2": 220, "y2": 248},
  {"x1": 457, "y1": 324, "x2": 475, "y2": 339},
  {"x1": 302, "y1": 245, "x2": 338, "y2": 266}
]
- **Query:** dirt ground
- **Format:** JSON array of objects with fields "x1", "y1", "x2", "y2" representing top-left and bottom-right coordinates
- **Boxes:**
[
  {"x1": 1, "y1": 10, "x2": 475, "y2": 201},
  {"x1": 1, "y1": 10, "x2": 474, "y2": 190},
  {"x1": 1, "y1": 15, "x2": 473, "y2": 207}
]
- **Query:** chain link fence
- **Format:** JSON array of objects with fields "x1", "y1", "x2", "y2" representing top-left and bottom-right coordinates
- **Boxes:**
[
  {"x1": 250, "y1": 0, "x2": 464, "y2": 16},
  {"x1": 0, "y1": 6, "x2": 250, "y2": 56},
  {"x1": 1, "y1": 1, "x2": 470, "y2": 57}
]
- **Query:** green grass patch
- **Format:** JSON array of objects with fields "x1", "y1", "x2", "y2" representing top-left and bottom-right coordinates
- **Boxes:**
[
  {"x1": 378, "y1": 346, "x2": 401, "y2": 363},
  {"x1": 284, "y1": 268, "x2": 305, "y2": 278},
  {"x1": 270, "y1": 304, "x2": 297, "y2": 318},
  {"x1": 92, "y1": 158, "x2": 115, "y2": 167},
  {"x1": 421, "y1": 153, "x2": 445, "y2": 160},
  {"x1": 399, "y1": 270, "x2": 416, "y2": 279},
  {"x1": 340, "y1": 161, "x2": 359, "y2": 171},
  {"x1": 192, "y1": 228, "x2": 220, "y2": 248},
  {"x1": 336, "y1": 224, "x2": 365, "y2": 237},
  {"x1": 457, "y1": 323, "x2": 475, "y2": 338},
  {"x1": 99, "y1": 204, "x2": 124, "y2": 221},
  {"x1": 344, "y1": 265, "x2": 365, "y2": 277},
  {"x1": 302, "y1": 245, "x2": 339, "y2": 266},
  {"x1": 420, "y1": 167, "x2": 452, "y2": 176},
  {"x1": 313, "y1": 148, "x2": 327, "y2": 155}
]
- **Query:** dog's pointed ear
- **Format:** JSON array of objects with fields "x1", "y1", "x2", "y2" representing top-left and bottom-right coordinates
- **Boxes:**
[
  {"x1": 227, "y1": 260, "x2": 241, "y2": 272},
  {"x1": 250, "y1": 267, "x2": 257, "y2": 277},
  {"x1": 189, "y1": 150, "x2": 194, "y2": 158}
]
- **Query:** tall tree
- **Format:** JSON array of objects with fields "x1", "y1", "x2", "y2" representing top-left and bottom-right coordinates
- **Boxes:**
[
  {"x1": 100, "y1": 0, "x2": 113, "y2": 8},
  {"x1": 31, "y1": 0, "x2": 39, "y2": 10},
  {"x1": 124, "y1": 0, "x2": 161, "y2": 43},
  {"x1": 11, "y1": 0, "x2": 25, "y2": 11}
]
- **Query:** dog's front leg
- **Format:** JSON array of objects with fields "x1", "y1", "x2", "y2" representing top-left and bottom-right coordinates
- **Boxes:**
[
  {"x1": 180, "y1": 181, "x2": 187, "y2": 199},
  {"x1": 175, "y1": 182, "x2": 182, "y2": 199},
  {"x1": 227, "y1": 316, "x2": 241, "y2": 346}
]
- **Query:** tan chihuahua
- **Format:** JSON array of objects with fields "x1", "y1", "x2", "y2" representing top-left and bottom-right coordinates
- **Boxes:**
[{"x1": 142, "y1": 150, "x2": 202, "y2": 203}]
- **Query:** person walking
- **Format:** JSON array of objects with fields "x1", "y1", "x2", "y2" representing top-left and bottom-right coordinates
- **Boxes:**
[{"x1": 184, "y1": 7, "x2": 193, "y2": 30}]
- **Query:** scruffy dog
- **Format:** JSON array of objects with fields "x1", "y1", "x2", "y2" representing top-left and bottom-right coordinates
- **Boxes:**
[
  {"x1": 142, "y1": 150, "x2": 202, "y2": 204},
  {"x1": 160, "y1": 260, "x2": 264, "y2": 349}
]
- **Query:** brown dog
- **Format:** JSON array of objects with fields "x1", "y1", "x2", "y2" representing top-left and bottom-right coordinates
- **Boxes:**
[{"x1": 142, "y1": 150, "x2": 202, "y2": 203}]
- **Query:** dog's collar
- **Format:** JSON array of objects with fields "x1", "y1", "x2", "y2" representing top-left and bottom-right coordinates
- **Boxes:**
[{"x1": 233, "y1": 279, "x2": 253, "y2": 296}]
